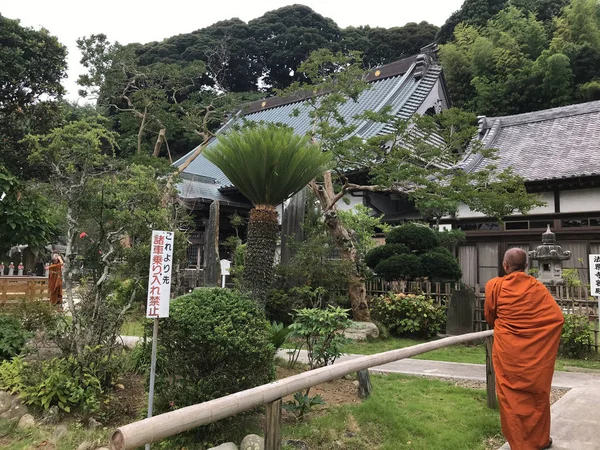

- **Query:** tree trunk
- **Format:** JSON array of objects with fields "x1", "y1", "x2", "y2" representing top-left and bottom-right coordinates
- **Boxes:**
[
  {"x1": 243, "y1": 205, "x2": 279, "y2": 308},
  {"x1": 64, "y1": 205, "x2": 83, "y2": 355},
  {"x1": 152, "y1": 128, "x2": 166, "y2": 157},
  {"x1": 322, "y1": 209, "x2": 370, "y2": 322}
]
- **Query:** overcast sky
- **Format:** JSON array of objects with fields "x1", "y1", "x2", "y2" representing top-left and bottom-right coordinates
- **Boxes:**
[{"x1": 3, "y1": 0, "x2": 464, "y2": 100}]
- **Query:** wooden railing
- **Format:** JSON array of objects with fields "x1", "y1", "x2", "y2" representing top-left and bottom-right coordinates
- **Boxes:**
[
  {"x1": 0, "y1": 276, "x2": 49, "y2": 304},
  {"x1": 111, "y1": 330, "x2": 495, "y2": 450}
]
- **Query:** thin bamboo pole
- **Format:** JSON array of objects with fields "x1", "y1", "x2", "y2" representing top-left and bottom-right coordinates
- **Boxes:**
[{"x1": 111, "y1": 330, "x2": 494, "y2": 450}]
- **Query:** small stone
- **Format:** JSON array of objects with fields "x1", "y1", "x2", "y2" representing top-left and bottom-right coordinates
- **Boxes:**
[
  {"x1": 114, "y1": 383, "x2": 125, "y2": 391},
  {"x1": 41, "y1": 405, "x2": 60, "y2": 425},
  {"x1": 282, "y1": 440, "x2": 309, "y2": 450},
  {"x1": 52, "y1": 424, "x2": 68, "y2": 441},
  {"x1": 76, "y1": 441, "x2": 94, "y2": 450},
  {"x1": 207, "y1": 443, "x2": 238, "y2": 450},
  {"x1": 17, "y1": 414, "x2": 35, "y2": 429},
  {"x1": 0, "y1": 398, "x2": 28, "y2": 421},
  {"x1": 352, "y1": 380, "x2": 359, "y2": 387},
  {"x1": 0, "y1": 391, "x2": 12, "y2": 414},
  {"x1": 88, "y1": 417, "x2": 102, "y2": 430},
  {"x1": 344, "y1": 322, "x2": 379, "y2": 341},
  {"x1": 240, "y1": 434, "x2": 264, "y2": 450}
]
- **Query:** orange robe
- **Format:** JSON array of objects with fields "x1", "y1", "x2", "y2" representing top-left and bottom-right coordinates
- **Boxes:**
[
  {"x1": 485, "y1": 272, "x2": 564, "y2": 450},
  {"x1": 48, "y1": 263, "x2": 63, "y2": 305}
]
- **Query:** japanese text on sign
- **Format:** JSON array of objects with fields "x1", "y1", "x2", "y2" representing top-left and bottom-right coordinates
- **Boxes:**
[
  {"x1": 146, "y1": 230, "x2": 174, "y2": 318},
  {"x1": 589, "y1": 254, "x2": 600, "y2": 298}
]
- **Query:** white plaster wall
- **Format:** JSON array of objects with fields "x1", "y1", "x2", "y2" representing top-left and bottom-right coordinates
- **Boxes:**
[
  {"x1": 454, "y1": 191, "x2": 554, "y2": 218},
  {"x1": 337, "y1": 193, "x2": 365, "y2": 212},
  {"x1": 560, "y1": 188, "x2": 600, "y2": 213},
  {"x1": 526, "y1": 192, "x2": 555, "y2": 215}
]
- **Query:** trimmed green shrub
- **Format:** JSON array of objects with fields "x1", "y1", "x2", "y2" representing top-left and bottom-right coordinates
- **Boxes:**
[
  {"x1": 419, "y1": 251, "x2": 462, "y2": 282},
  {"x1": 154, "y1": 288, "x2": 275, "y2": 413},
  {"x1": 5, "y1": 300, "x2": 59, "y2": 332},
  {"x1": 561, "y1": 313, "x2": 593, "y2": 358},
  {"x1": 370, "y1": 293, "x2": 446, "y2": 339},
  {"x1": 374, "y1": 254, "x2": 421, "y2": 281},
  {"x1": 265, "y1": 289, "x2": 299, "y2": 325},
  {"x1": 0, "y1": 316, "x2": 32, "y2": 361},
  {"x1": 386, "y1": 223, "x2": 440, "y2": 253},
  {"x1": 364, "y1": 243, "x2": 410, "y2": 269}
]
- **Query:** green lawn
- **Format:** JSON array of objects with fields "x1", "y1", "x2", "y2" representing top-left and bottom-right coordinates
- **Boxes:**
[
  {"x1": 0, "y1": 419, "x2": 107, "y2": 450},
  {"x1": 120, "y1": 316, "x2": 146, "y2": 337},
  {"x1": 282, "y1": 374, "x2": 502, "y2": 450},
  {"x1": 342, "y1": 337, "x2": 600, "y2": 372}
]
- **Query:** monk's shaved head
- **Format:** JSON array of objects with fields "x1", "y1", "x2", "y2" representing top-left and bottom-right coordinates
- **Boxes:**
[{"x1": 503, "y1": 248, "x2": 528, "y2": 274}]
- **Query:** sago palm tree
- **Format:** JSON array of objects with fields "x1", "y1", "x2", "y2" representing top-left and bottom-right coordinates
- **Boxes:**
[{"x1": 204, "y1": 125, "x2": 332, "y2": 305}]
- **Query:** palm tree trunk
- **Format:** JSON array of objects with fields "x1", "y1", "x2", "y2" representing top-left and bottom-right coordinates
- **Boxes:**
[{"x1": 243, "y1": 205, "x2": 279, "y2": 307}]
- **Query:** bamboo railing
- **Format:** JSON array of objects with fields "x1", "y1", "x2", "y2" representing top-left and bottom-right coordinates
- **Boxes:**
[{"x1": 111, "y1": 330, "x2": 495, "y2": 450}]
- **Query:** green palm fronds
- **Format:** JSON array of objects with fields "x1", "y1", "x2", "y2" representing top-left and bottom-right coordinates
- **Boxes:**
[{"x1": 204, "y1": 125, "x2": 332, "y2": 206}]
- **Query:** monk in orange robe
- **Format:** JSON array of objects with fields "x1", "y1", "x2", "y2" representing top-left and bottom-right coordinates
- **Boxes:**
[
  {"x1": 485, "y1": 248, "x2": 564, "y2": 450},
  {"x1": 48, "y1": 253, "x2": 64, "y2": 306}
]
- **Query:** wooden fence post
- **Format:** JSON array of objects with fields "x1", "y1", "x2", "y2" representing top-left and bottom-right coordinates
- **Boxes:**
[
  {"x1": 485, "y1": 335, "x2": 497, "y2": 409},
  {"x1": 265, "y1": 398, "x2": 282, "y2": 450},
  {"x1": 357, "y1": 369, "x2": 372, "y2": 399}
]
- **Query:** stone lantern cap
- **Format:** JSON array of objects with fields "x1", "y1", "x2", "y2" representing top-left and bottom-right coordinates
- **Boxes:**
[{"x1": 528, "y1": 225, "x2": 572, "y2": 262}]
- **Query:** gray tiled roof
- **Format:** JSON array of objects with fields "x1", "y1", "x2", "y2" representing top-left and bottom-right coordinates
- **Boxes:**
[
  {"x1": 176, "y1": 176, "x2": 251, "y2": 207},
  {"x1": 460, "y1": 101, "x2": 600, "y2": 182},
  {"x1": 174, "y1": 52, "x2": 446, "y2": 198}
]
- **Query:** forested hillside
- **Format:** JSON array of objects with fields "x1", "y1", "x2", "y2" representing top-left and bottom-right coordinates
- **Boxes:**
[{"x1": 439, "y1": 0, "x2": 600, "y2": 115}]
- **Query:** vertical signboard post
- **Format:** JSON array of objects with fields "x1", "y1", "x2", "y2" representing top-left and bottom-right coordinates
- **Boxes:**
[
  {"x1": 145, "y1": 230, "x2": 174, "y2": 450},
  {"x1": 589, "y1": 254, "x2": 600, "y2": 352}
]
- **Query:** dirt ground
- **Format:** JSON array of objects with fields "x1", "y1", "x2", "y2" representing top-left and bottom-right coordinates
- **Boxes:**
[{"x1": 277, "y1": 365, "x2": 361, "y2": 410}]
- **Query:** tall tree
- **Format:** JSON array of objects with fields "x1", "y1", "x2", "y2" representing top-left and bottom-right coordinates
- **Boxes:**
[
  {"x1": 0, "y1": 14, "x2": 67, "y2": 180},
  {"x1": 77, "y1": 34, "x2": 238, "y2": 160},
  {"x1": 203, "y1": 125, "x2": 332, "y2": 306},
  {"x1": 437, "y1": 0, "x2": 508, "y2": 43},
  {"x1": 248, "y1": 5, "x2": 342, "y2": 89},
  {"x1": 24, "y1": 117, "x2": 187, "y2": 355}
]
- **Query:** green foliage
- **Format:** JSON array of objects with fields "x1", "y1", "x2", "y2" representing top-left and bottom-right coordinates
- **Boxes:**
[
  {"x1": 440, "y1": 1, "x2": 600, "y2": 115},
  {"x1": 205, "y1": 125, "x2": 332, "y2": 207},
  {"x1": 337, "y1": 205, "x2": 390, "y2": 262},
  {"x1": 386, "y1": 223, "x2": 440, "y2": 253},
  {"x1": 268, "y1": 197, "x2": 354, "y2": 320},
  {"x1": 0, "y1": 15, "x2": 67, "y2": 181},
  {"x1": 436, "y1": 229, "x2": 467, "y2": 252},
  {"x1": 562, "y1": 267, "x2": 582, "y2": 289},
  {"x1": 419, "y1": 251, "x2": 463, "y2": 282},
  {"x1": 560, "y1": 313, "x2": 593, "y2": 358},
  {"x1": 0, "y1": 166, "x2": 58, "y2": 254},
  {"x1": 288, "y1": 306, "x2": 352, "y2": 369},
  {"x1": 6, "y1": 300, "x2": 59, "y2": 332},
  {"x1": 268, "y1": 321, "x2": 292, "y2": 351},
  {"x1": 364, "y1": 244, "x2": 410, "y2": 270},
  {"x1": 374, "y1": 254, "x2": 422, "y2": 281},
  {"x1": 283, "y1": 391, "x2": 325, "y2": 419},
  {"x1": 265, "y1": 289, "x2": 301, "y2": 325},
  {"x1": 153, "y1": 288, "x2": 275, "y2": 413},
  {"x1": 0, "y1": 316, "x2": 32, "y2": 361},
  {"x1": 370, "y1": 293, "x2": 447, "y2": 338},
  {"x1": 0, "y1": 348, "x2": 125, "y2": 414}
]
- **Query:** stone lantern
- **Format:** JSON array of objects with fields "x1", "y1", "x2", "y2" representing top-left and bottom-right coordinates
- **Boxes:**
[{"x1": 528, "y1": 225, "x2": 571, "y2": 285}]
